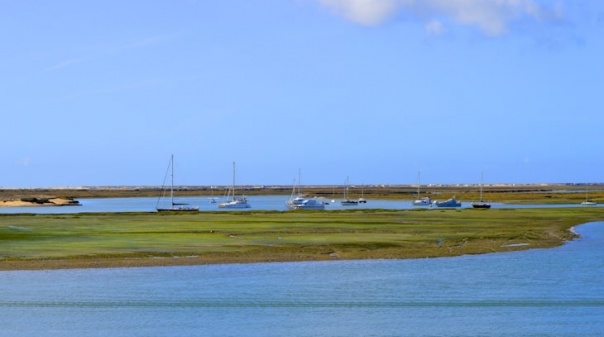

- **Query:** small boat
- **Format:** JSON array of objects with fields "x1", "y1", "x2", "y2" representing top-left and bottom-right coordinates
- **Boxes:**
[
  {"x1": 288, "y1": 196, "x2": 326, "y2": 210},
  {"x1": 156, "y1": 155, "x2": 199, "y2": 212},
  {"x1": 341, "y1": 199, "x2": 359, "y2": 206},
  {"x1": 434, "y1": 196, "x2": 462, "y2": 208},
  {"x1": 341, "y1": 176, "x2": 359, "y2": 206},
  {"x1": 412, "y1": 172, "x2": 431, "y2": 207},
  {"x1": 218, "y1": 162, "x2": 251, "y2": 209},
  {"x1": 413, "y1": 197, "x2": 432, "y2": 207},
  {"x1": 358, "y1": 185, "x2": 367, "y2": 203},
  {"x1": 581, "y1": 185, "x2": 597, "y2": 206},
  {"x1": 218, "y1": 196, "x2": 251, "y2": 209},
  {"x1": 471, "y1": 201, "x2": 491, "y2": 209},
  {"x1": 471, "y1": 171, "x2": 491, "y2": 209},
  {"x1": 286, "y1": 170, "x2": 325, "y2": 210}
]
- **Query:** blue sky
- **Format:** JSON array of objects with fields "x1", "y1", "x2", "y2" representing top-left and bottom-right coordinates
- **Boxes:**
[{"x1": 2, "y1": 0, "x2": 603, "y2": 187}]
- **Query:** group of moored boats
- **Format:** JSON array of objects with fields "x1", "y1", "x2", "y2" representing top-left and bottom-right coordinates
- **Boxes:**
[
  {"x1": 412, "y1": 172, "x2": 598, "y2": 209},
  {"x1": 411, "y1": 195, "x2": 467, "y2": 208},
  {"x1": 411, "y1": 172, "x2": 473, "y2": 208},
  {"x1": 157, "y1": 158, "x2": 598, "y2": 212},
  {"x1": 285, "y1": 173, "x2": 367, "y2": 210},
  {"x1": 156, "y1": 157, "x2": 251, "y2": 212}
]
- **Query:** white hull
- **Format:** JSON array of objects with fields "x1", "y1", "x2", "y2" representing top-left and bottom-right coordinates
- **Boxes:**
[
  {"x1": 286, "y1": 196, "x2": 325, "y2": 210},
  {"x1": 219, "y1": 162, "x2": 251, "y2": 209},
  {"x1": 286, "y1": 171, "x2": 326, "y2": 210},
  {"x1": 412, "y1": 198, "x2": 432, "y2": 207},
  {"x1": 219, "y1": 198, "x2": 251, "y2": 208}
]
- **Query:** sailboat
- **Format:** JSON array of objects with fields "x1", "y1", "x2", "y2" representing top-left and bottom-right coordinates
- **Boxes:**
[
  {"x1": 156, "y1": 155, "x2": 199, "y2": 212},
  {"x1": 286, "y1": 170, "x2": 325, "y2": 210},
  {"x1": 581, "y1": 185, "x2": 597, "y2": 206},
  {"x1": 412, "y1": 171, "x2": 432, "y2": 207},
  {"x1": 358, "y1": 185, "x2": 367, "y2": 204},
  {"x1": 471, "y1": 171, "x2": 491, "y2": 209},
  {"x1": 218, "y1": 162, "x2": 251, "y2": 209},
  {"x1": 341, "y1": 176, "x2": 359, "y2": 206}
]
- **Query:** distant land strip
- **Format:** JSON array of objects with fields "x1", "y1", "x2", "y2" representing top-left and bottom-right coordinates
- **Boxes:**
[{"x1": 1, "y1": 184, "x2": 602, "y2": 204}]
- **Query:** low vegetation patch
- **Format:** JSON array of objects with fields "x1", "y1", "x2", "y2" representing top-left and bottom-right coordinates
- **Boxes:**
[{"x1": 1, "y1": 207, "x2": 603, "y2": 270}]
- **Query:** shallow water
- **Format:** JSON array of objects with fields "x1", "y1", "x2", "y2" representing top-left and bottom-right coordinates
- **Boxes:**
[
  {"x1": 0, "y1": 195, "x2": 601, "y2": 213},
  {"x1": 1, "y1": 222, "x2": 603, "y2": 336}
]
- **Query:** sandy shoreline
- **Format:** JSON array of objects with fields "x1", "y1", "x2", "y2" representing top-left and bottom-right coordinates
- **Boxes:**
[{"x1": 0, "y1": 197, "x2": 80, "y2": 207}]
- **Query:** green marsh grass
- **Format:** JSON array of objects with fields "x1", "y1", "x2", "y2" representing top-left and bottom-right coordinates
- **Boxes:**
[{"x1": 1, "y1": 207, "x2": 603, "y2": 270}]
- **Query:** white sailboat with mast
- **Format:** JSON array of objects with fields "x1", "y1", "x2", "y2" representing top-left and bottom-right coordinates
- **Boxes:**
[
  {"x1": 218, "y1": 162, "x2": 251, "y2": 209},
  {"x1": 412, "y1": 171, "x2": 432, "y2": 207},
  {"x1": 156, "y1": 155, "x2": 199, "y2": 212},
  {"x1": 286, "y1": 170, "x2": 325, "y2": 210},
  {"x1": 471, "y1": 171, "x2": 491, "y2": 209},
  {"x1": 581, "y1": 185, "x2": 597, "y2": 205},
  {"x1": 341, "y1": 176, "x2": 359, "y2": 206}
]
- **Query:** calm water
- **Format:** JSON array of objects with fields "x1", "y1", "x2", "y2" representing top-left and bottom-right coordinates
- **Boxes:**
[
  {"x1": 1, "y1": 223, "x2": 603, "y2": 336},
  {"x1": 0, "y1": 195, "x2": 601, "y2": 213}
]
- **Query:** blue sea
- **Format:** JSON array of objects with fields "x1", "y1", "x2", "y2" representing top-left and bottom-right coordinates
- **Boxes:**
[{"x1": 1, "y1": 222, "x2": 602, "y2": 337}]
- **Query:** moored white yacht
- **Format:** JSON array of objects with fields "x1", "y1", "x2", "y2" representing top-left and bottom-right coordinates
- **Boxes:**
[
  {"x1": 412, "y1": 172, "x2": 431, "y2": 207},
  {"x1": 219, "y1": 196, "x2": 251, "y2": 209},
  {"x1": 581, "y1": 185, "x2": 597, "y2": 205},
  {"x1": 218, "y1": 162, "x2": 251, "y2": 209},
  {"x1": 286, "y1": 171, "x2": 326, "y2": 210},
  {"x1": 341, "y1": 176, "x2": 359, "y2": 206}
]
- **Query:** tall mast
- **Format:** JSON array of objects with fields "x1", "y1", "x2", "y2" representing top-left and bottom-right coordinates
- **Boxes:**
[
  {"x1": 479, "y1": 171, "x2": 484, "y2": 201},
  {"x1": 297, "y1": 169, "x2": 301, "y2": 195},
  {"x1": 416, "y1": 171, "x2": 421, "y2": 199},
  {"x1": 232, "y1": 162, "x2": 236, "y2": 198},
  {"x1": 170, "y1": 155, "x2": 174, "y2": 206}
]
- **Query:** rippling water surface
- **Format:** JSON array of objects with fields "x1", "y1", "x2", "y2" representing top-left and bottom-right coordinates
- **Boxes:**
[{"x1": 1, "y1": 222, "x2": 603, "y2": 337}]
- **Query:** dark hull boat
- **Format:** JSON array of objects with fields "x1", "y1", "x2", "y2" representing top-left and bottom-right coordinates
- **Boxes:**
[
  {"x1": 156, "y1": 155, "x2": 199, "y2": 212},
  {"x1": 471, "y1": 171, "x2": 491, "y2": 209}
]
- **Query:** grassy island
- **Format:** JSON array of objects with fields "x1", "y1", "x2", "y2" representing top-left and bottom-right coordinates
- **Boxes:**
[{"x1": 1, "y1": 207, "x2": 603, "y2": 270}]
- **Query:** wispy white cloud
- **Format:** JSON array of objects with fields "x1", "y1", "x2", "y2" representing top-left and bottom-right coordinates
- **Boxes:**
[
  {"x1": 42, "y1": 57, "x2": 87, "y2": 73},
  {"x1": 425, "y1": 19, "x2": 445, "y2": 36},
  {"x1": 20, "y1": 157, "x2": 32, "y2": 167},
  {"x1": 41, "y1": 35, "x2": 170, "y2": 73},
  {"x1": 319, "y1": 0, "x2": 403, "y2": 25},
  {"x1": 319, "y1": 0, "x2": 564, "y2": 36}
]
